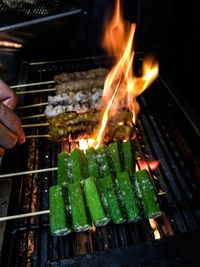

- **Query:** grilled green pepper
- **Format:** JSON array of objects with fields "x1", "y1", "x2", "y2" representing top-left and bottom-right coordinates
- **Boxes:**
[
  {"x1": 69, "y1": 148, "x2": 88, "y2": 182},
  {"x1": 49, "y1": 185, "x2": 71, "y2": 236},
  {"x1": 135, "y1": 169, "x2": 162, "y2": 219},
  {"x1": 116, "y1": 171, "x2": 141, "y2": 222},
  {"x1": 83, "y1": 176, "x2": 110, "y2": 227},
  {"x1": 100, "y1": 174, "x2": 125, "y2": 224},
  {"x1": 96, "y1": 145, "x2": 112, "y2": 177},
  {"x1": 85, "y1": 147, "x2": 101, "y2": 179},
  {"x1": 122, "y1": 140, "x2": 136, "y2": 174},
  {"x1": 108, "y1": 142, "x2": 123, "y2": 175},
  {"x1": 57, "y1": 152, "x2": 71, "y2": 184},
  {"x1": 68, "y1": 182, "x2": 91, "y2": 232}
]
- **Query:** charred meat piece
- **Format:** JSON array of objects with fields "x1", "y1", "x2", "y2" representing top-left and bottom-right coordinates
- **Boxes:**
[
  {"x1": 44, "y1": 88, "x2": 103, "y2": 118},
  {"x1": 54, "y1": 68, "x2": 109, "y2": 84},
  {"x1": 56, "y1": 78, "x2": 104, "y2": 93}
]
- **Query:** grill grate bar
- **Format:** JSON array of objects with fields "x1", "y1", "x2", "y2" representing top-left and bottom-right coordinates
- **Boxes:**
[{"x1": 1, "y1": 57, "x2": 200, "y2": 266}]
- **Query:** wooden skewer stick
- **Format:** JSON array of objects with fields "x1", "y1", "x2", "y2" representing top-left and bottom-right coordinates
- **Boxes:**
[
  {"x1": 21, "y1": 114, "x2": 45, "y2": 120},
  {"x1": 16, "y1": 88, "x2": 56, "y2": 95},
  {"x1": 10, "y1": 80, "x2": 55, "y2": 89},
  {"x1": 0, "y1": 167, "x2": 57, "y2": 179},
  {"x1": 25, "y1": 134, "x2": 51, "y2": 139},
  {"x1": 22, "y1": 122, "x2": 49, "y2": 128},
  {"x1": 0, "y1": 210, "x2": 50, "y2": 222},
  {"x1": 17, "y1": 102, "x2": 48, "y2": 110}
]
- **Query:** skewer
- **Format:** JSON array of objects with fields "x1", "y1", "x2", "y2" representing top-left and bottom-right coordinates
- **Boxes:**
[
  {"x1": 25, "y1": 134, "x2": 51, "y2": 139},
  {"x1": 22, "y1": 122, "x2": 49, "y2": 128},
  {"x1": 0, "y1": 210, "x2": 50, "y2": 222},
  {"x1": 0, "y1": 167, "x2": 57, "y2": 178},
  {"x1": 16, "y1": 88, "x2": 56, "y2": 95},
  {"x1": 21, "y1": 114, "x2": 45, "y2": 120},
  {"x1": 10, "y1": 80, "x2": 55, "y2": 89},
  {"x1": 17, "y1": 102, "x2": 48, "y2": 110}
]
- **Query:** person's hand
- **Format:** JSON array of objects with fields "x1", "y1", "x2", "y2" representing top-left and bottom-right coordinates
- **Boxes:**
[
  {"x1": 0, "y1": 80, "x2": 25, "y2": 157},
  {"x1": 0, "y1": 79, "x2": 17, "y2": 109}
]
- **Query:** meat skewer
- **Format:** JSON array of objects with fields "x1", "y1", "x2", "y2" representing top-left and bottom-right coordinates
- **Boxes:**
[{"x1": 54, "y1": 68, "x2": 109, "y2": 84}]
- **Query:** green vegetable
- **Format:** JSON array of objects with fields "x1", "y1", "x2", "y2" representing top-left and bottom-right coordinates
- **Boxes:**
[
  {"x1": 85, "y1": 147, "x2": 100, "y2": 179},
  {"x1": 122, "y1": 140, "x2": 136, "y2": 174},
  {"x1": 83, "y1": 176, "x2": 110, "y2": 227},
  {"x1": 69, "y1": 148, "x2": 88, "y2": 182},
  {"x1": 57, "y1": 152, "x2": 71, "y2": 184},
  {"x1": 100, "y1": 174, "x2": 125, "y2": 224},
  {"x1": 49, "y1": 185, "x2": 71, "y2": 236},
  {"x1": 135, "y1": 169, "x2": 162, "y2": 219},
  {"x1": 117, "y1": 171, "x2": 141, "y2": 222},
  {"x1": 96, "y1": 145, "x2": 112, "y2": 177},
  {"x1": 68, "y1": 183, "x2": 91, "y2": 232},
  {"x1": 108, "y1": 142, "x2": 123, "y2": 175}
]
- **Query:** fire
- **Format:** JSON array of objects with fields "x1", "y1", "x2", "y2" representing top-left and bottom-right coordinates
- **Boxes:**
[
  {"x1": 79, "y1": 139, "x2": 95, "y2": 151},
  {"x1": 94, "y1": 0, "x2": 158, "y2": 148},
  {"x1": 149, "y1": 219, "x2": 161, "y2": 239},
  {"x1": 137, "y1": 160, "x2": 160, "y2": 171}
]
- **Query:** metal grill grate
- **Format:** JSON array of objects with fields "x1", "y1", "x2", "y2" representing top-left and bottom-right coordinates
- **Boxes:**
[{"x1": 0, "y1": 56, "x2": 200, "y2": 267}]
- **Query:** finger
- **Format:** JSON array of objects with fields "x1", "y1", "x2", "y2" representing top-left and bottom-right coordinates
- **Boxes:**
[
  {"x1": 0, "y1": 79, "x2": 17, "y2": 109},
  {"x1": 0, "y1": 147, "x2": 5, "y2": 157},
  {"x1": 0, "y1": 122, "x2": 18, "y2": 149},
  {"x1": 0, "y1": 102, "x2": 25, "y2": 143}
]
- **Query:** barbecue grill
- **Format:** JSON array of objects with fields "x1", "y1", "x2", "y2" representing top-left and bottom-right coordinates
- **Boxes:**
[{"x1": 0, "y1": 56, "x2": 200, "y2": 267}]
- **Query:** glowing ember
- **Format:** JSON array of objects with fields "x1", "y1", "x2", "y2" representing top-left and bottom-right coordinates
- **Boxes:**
[
  {"x1": 90, "y1": 224, "x2": 96, "y2": 233},
  {"x1": 94, "y1": 0, "x2": 158, "y2": 147},
  {"x1": 137, "y1": 160, "x2": 160, "y2": 171},
  {"x1": 149, "y1": 218, "x2": 161, "y2": 239}
]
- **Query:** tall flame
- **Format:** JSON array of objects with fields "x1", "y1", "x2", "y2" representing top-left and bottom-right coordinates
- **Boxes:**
[{"x1": 94, "y1": 0, "x2": 158, "y2": 148}]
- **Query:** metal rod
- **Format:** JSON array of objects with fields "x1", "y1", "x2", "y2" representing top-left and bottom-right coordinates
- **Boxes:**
[
  {"x1": 10, "y1": 80, "x2": 55, "y2": 89},
  {"x1": 22, "y1": 122, "x2": 49, "y2": 128},
  {"x1": 0, "y1": 167, "x2": 57, "y2": 179},
  {"x1": 16, "y1": 88, "x2": 56, "y2": 95},
  {"x1": 0, "y1": 210, "x2": 50, "y2": 222},
  {"x1": 21, "y1": 114, "x2": 45, "y2": 120},
  {"x1": 0, "y1": 9, "x2": 82, "y2": 32},
  {"x1": 17, "y1": 102, "x2": 48, "y2": 110},
  {"x1": 25, "y1": 134, "x2": 51, "y2": 139}
]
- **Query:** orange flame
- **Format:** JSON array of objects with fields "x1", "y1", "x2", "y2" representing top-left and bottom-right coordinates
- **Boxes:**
[
  {"x1": 137, "y1": 160, "x2": 160, "y2": 171},
  {"x1": 94, "y1": 0, "x2": 158, "y2": 148},
  {"x1": 149, "y1": 219, "x2": 161, "y2": 239}
]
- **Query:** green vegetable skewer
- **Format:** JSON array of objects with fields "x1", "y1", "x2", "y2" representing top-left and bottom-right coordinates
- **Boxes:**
[
  {"x1": 100, "y1": 174, "x2": 125, "y2": 224},
  {"x1": 68, "y1": 183, "x2": 91, "y2": 232},
  {"x1": 135, "y1": 169, "x2": 162, "y2": 219},
  {"x1": 96, "y1": 145, "x2": 112, "y2": 178},
  {"x1": 83, "y1": 176, "x2": 110, "y2": 227},
  {"x1": 49, "y1": 185, "x2": 71, "y2": 236},
  {"x1": 57, "y1": 152, "x2": 71, "y2": 184},
  {"x1": 69, "y1": 148, "x2": 88, "y2": 182},
  {"x1": 108, "y1": 142, "x2": 123, "y2": 175},
  {"x1": 117, "y1": 171, "x2": 141, "y2": 222},
  {"x1": 85, "y1": 147, "x2": 100, "y2": 179},
  {"x1": 122, "y1": 140, "x2": 136, "y2": 174}
]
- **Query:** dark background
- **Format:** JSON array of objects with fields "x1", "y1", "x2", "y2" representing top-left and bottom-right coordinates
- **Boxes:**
[{"x1": 0, "y1": 0, "x2": 199, "y2": 114}]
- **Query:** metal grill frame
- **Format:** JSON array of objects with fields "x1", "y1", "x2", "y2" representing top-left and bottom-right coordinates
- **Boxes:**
[{"x1": 0, "y1": 56, "x2": 200, "y2": 267}]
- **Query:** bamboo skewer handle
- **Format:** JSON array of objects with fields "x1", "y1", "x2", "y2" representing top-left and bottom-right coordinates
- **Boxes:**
[
  {"x1": 17, "y1": 102, "x2": 48, "y2": 110},
  {"x1": 0, "y1": 210, "x2": 50, "y2": 222},
  {"x1": 11, "y1": 80, "x2": 55, "y2": 89},
  {"x1": 22, "y1": 122, "x2": 49, "y2": 128},
  {"x1": 17, "y1": 88, "x2": 56, "y2": 95},
  {"x1": 25, "y1": 134, "x2": 51, "y2": 139},
  {"x1": 0, "y1": 167, "x2": 58, "y2": 178}
]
